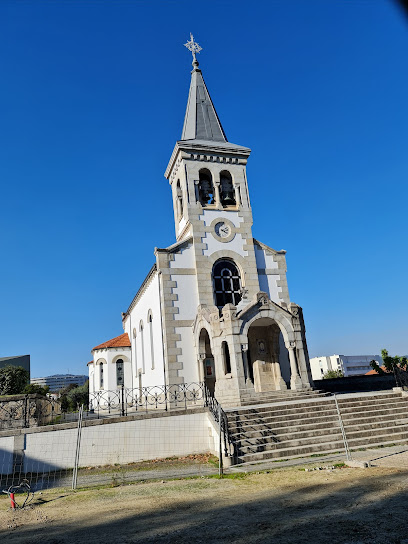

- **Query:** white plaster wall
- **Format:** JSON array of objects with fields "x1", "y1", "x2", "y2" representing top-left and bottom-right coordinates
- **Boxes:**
[
  {"x1": 203, "y1": 232, "x2": 247, "y2": 258},
  {"x1": 201, "y1": 209, "x2": 247, "y2": 258},
  {"x1": 88, "y1": 364, "x2": 95, "y2": 394},
  {"x1": 92, "y1": 350, "x2": 131, "y2": 391},
  {"x1": 125, "y1": 273, "x2": 165, "y2": 389},
  {"x1": 172, "y1": 275, "x2": 199, "y2": 321},
  {"x1": 202, "y1": 209, "x2": 243, "y2": 229},
  {"x1": 169, "y1": 243, "x2": 195, "y2": 269},
  {"x1": 265, "y1": 275, "x2": 282, "y2": 304},
  {"x1": 0, "y1": 436, "x2": 15, "y2": 474},
  {"x1": 175, "y1": 326, "x2": 199, "y2": 383},
  {"x1": 15, "y1": 411, "x2": 218, "y2": 472},
  {"x1": 254, "y1": 246, "x2": 279, "y2": 269}
]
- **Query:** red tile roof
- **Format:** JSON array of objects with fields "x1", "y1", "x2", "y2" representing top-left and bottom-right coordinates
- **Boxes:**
[
  {"x1": 365, "y1": 365, "x2": 387, "y2": 375},
  {"x1": 92, "y1": 333, "x2": 131, "y2": 351}
]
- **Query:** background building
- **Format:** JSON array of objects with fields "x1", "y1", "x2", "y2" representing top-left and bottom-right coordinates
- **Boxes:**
[
  {"x1": 310, "y1": 355, "x2": 384, "y2": 380},
  {"x1": 30, "y1": 374, "x2": 88, "y2": 392},
  {"x1": 0, "y1": 355, "x2": 30, "y2": 377}
]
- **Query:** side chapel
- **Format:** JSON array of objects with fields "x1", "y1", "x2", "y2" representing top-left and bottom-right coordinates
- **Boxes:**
[{"x1": 88, "y1": 36, "x2": 314, "y2": 407}]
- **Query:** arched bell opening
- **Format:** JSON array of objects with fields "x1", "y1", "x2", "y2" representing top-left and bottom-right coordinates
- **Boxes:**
[
  {"x1": 198, "y1": 168, "x2": 215, "y2": 206},
  {"x1": 245, "y1": 317, "x2": 289, "y2": 392},
  {"x1": 199, "y1": 328, "x2": 216, "y2": 395},
  {"x1": 220, "y1": 170, "x2": 236, "y2": 207}
]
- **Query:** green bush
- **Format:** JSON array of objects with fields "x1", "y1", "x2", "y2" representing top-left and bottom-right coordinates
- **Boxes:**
[
  {"x1": 23, "y1": 383, "x2": 50, "y2": 396},
  {"x1": 322, "y1": 369, "x2": 344, "y2": 379},
  {"x1": 59, "y1": 380, "x2": 89, "y2": 412}
]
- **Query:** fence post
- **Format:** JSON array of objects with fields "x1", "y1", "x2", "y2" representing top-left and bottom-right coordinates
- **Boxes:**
[
  {"x1": 218, "y1": 405, "x2": 223, "y2": 477},
  {"x1": 333, "y1": 394, "x2": 352, "y2": 461},
  {"x1": 72, "y1": 404, "x2": 84, "y2": 490},
  {"x1": 121, "y1": 385, "x2": 125, "y2": 417},
  {"x1": 23, "y1": 395, "x2": 29, "y2": 428}
]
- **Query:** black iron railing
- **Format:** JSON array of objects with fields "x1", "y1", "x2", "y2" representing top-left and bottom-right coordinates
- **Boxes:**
[
  {"x1": 0, "y1": 395, "x2": 62, "y2": 430},
  {"x1": 88, "y1": 382, "x2": 206, "y2": 417},
  {"x1": 0, "y1": 383, "x2": 236, "y2": 460}
]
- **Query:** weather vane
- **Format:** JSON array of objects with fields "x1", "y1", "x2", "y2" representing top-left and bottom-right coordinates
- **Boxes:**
[{"x1": 184, "y1": 33, "x2": 202, "y2": 65}]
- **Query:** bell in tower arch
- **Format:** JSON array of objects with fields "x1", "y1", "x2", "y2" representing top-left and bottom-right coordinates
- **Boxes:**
[
  {"x1": 198, "y1": 169, "x2": 215, "y2": 206},
  {"x1": 220, "y1": 171, "x2": 236, "y2": 206}
]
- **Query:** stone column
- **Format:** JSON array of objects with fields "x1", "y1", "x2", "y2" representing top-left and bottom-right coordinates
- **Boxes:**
[
  {"x1": 234, "y1": 183, "x2": 241, "y2": 206},
  {"x1": 241, "y1": 343, "x2": 253, "y2": 387},
  {"x1": 194, "y1": 179, "x2": 200, "y2": 203},
  {"x1": 198, "y1": 353, "x2": 206, "y2": 382},
  {"x1": 296, "y1": 344, "x2": 312, "y2": 388},
  {"x1": 287, "y1": 343, "x2": 302, "y2": 390},
  {"x1": 214, "y1": 182, "x2": 221, "y2": 207}
]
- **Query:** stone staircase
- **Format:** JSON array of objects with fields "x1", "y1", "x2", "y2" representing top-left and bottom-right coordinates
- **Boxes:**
[
  {"x1": 238, "y1": 389, "x2": 330, "y2": 406},
  {"x1": 226, "y1": 391, "x2": 408, "y2": 465}
]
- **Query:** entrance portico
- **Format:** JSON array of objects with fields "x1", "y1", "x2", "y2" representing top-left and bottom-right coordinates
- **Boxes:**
[{"x1": 193, "y1": 292, "x2": 314, "y2": 407}]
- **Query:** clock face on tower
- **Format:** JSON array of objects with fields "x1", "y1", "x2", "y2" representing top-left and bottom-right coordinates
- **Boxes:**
[
  {"x1": 214, "y1": 222, "x2": 231, "y2": 238},
  {"x1": 211, "y1": 219, "x2": 235, "y2": 242}
]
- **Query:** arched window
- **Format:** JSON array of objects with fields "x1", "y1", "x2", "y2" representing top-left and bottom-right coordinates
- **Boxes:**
[
  {"x1": 212, "y1": 259, "x2": 242, "y2": 309},
  {"x1": 99, "y1": 362, "x2": 104, "y2": 389},
  {"x1": 198, "y1": 169, "x2": 215, "y2": 206},
  {"x1": 116, "y1": 359, "x2": 124, "y2": 387},
  {"x1": 147, "y1": 310, "x2": 154, "y2": 370},
  {"x1": 222, "y1": 341, "x2": 232, "y2": 374},
  {"x1": 139, "y1": 320, "x2": 145, "y2": 374},
  {"x1": 176, "y1": 180, "x2": 184, "y2": 221},
  {"x1": 220, "y1": 171, "x2": 236, "y2": 206}
]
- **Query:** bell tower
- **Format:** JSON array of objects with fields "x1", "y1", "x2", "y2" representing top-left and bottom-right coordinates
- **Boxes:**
[{"x1": 165, "y1": 35, "x2": 260, "y2": 308}]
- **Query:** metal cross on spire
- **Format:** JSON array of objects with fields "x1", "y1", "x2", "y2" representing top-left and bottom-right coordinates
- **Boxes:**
[{"x1": 184, "y1": 33, "x2": 202, "y2": 65}]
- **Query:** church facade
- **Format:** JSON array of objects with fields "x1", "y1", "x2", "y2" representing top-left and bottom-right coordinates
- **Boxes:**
[{"x1": 88, "y1": 45, "x2": 314, "y2": 407}]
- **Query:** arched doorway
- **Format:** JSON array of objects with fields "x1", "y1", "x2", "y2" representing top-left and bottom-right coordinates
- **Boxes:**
[
  {"x1": 246, "y1": 318, "x2": 289, "y2": 391},
  {"x1": 199, "y1": 329, "x2": 216, "y2": 395}
]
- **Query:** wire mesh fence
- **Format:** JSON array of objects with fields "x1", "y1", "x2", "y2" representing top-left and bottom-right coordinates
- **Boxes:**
[
  {"x1": 0, "y1": 382, "x2": 232, "y2": 493},
  {"x1": 2, "y1": 383, "x2": 408, "y2": 497}
]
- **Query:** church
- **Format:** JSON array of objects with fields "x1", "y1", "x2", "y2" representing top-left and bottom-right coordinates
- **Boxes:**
[{"x1": 88, "y1": 36, "x2": 314, "y2": 407}]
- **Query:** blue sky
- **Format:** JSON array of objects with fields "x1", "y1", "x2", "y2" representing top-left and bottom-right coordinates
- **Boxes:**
[{"x1": 0, "y1": 1, "x2": 407, "y2": 377}]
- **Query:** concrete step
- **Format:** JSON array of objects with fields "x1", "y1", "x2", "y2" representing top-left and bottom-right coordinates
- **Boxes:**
[
  {"x1": 227, "y1": 390, "x2": 408, "y2": 466},
  {"x1": 236, "y1": 431, "x2": 408, "y2": 463},
  {"x1": 228, "y1": 412, "x2": 340, "y2": 434}
]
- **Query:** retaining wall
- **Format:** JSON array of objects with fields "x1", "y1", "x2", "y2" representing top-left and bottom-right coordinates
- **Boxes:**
[{"x1": 0, "y1": 407, "x2": 219, "y2": 474}]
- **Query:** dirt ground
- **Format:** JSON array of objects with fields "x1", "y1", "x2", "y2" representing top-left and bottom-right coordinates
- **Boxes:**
[{"x1": 1, "y1": 465, "x2": 408, "y2": 544}]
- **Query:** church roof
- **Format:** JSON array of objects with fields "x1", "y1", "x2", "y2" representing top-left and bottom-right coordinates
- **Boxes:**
[
  {"x1": 181, "y1": 61, "x2": 227, "y2": 143},
  {"x1": 92, "y1": 333, "x2": 131, "y2": 351}
]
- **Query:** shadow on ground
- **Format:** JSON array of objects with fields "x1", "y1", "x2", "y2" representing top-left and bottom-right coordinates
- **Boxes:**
[{"x1": 1, "y1": 468, "x2": 408, "y2": 544}]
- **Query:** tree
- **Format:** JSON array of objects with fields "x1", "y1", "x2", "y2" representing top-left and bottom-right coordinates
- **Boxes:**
[
  {"x1": 0, "y1": 365, "x2": 30, "y2": 395},
  {"x1": 322, "y1": 369, "x2": 344, "y2": 379},
  {"x1": 370, "y1": 349, "x2": 408, "y2": 375},
  {"x1": 59, "y1": 381, "x2": 89, "y2": 412},
  {"x1": 23, "y1": 383, "x2": 50, "y2": 396}
]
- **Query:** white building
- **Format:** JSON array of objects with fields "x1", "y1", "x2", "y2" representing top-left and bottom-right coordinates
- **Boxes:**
[
  {"x1": 88, "y1": 39, "x2": 314, "y2": 407},
  {"x1": 31, "y1": 374, "x2": 88, "y2": 392},
  {"x1": 309, "y1": 355, "x2": 384, "y2": 380}
]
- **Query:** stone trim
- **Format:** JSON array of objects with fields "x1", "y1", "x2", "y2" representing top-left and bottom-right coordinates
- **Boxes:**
[
  {"x1": 208, "y1": 217, "x2": 237, "y2": 243},
  {"x1": 173, "y1": 320, "x2": 194, "y2": 327},
  {"x1": 253, "y1": 238, "x2": 286, "y2": 255},
  {"x1": 167, "y1": 268, "x2": 196, "y2": 275}
]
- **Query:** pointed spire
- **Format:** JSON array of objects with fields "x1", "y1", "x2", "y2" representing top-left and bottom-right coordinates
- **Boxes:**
[{"x1": 181, "y1": 34, "x2": 227, "y2": 143}]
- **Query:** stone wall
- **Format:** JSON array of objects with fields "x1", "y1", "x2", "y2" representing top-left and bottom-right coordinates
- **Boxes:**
[
  {"x1": 0, "y1": 394, "x2": 61, "y2": 430},
  {"x1": 0, "y1": 407, "x2": 219, "y2": 474},
  {"x1": 314, "y1": 374, "x2": 396, "y2": 393}
]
